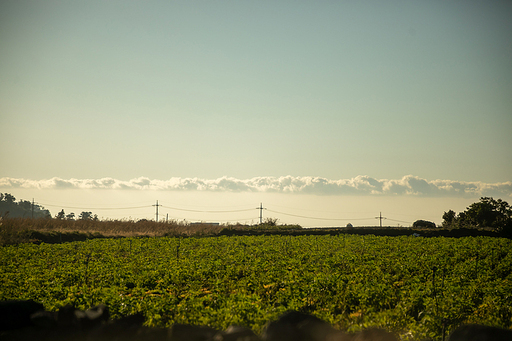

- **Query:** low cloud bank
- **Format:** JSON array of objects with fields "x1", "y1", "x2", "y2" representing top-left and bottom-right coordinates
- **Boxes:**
[{"x1": 0, "y1": 175, "x2": 511, "y2": 197}]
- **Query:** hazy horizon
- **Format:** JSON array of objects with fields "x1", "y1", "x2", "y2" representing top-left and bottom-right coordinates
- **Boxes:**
[
  {"x1": 2, "y1": 175, "x2": 510, "y2": 227},
  {"x1": 1, "y1": 1, "x2": 511, "y2": 226}
]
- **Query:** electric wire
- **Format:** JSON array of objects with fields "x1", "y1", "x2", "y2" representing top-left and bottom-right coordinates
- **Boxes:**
[
  {"x1": 217, "y1": 217, "x2": 260, "y2": 223},
  {"x1": 38, "y1": 203, "x2": 151, "y2": 210},
  {"x1": 35, "y1": 201, "x2": 414, "y2": 225},
  {"x1": 162, "y1": 201, "x2": 255, "y2": 210},
  {"x1": 267, "y1": 209, "x2": 375, "y2": 221},
  {"x1": 269, "y1": 203, "x2": 371, "y2": 215},
  {"x1": 387, "y1": 218, "x2": 413, "y2": 224},
  {"x1": 161, "y1": 205, "x2": 254, "y2": 213}
]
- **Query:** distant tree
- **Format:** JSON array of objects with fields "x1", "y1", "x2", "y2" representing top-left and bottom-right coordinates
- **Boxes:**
[
  {"x1": 442, "y1": 210, "x2": 457, "y2": 228},
  {"x1": 466, "y1": 197, "x2": 512, "y2": 227},
  {"x1": 464, "y1": 197, "x2": 512, "y2": 231},
  {"x1": 56, "y1": 209, "x2": 65, "y2": 220},
  {"x1": 0, "y1": 193, "x2": 50, "y2": 218},
  {"x1": 443, "y1": 197, "x2": 512, "y2": 235},
  {"x1": 79, "y1": 211, "x2": 93, "y2": 220},
  {"x1": 346, "y1": 223, "x2": 353, "y2": 228},
  {"x1": 19, "y1": 200, "x2": 32, "y2": 212},
  {"x1": 413, "y1": 220, "x2": 436, "y2": 228},
  {"x1": 263, "y1": 217, "x2": 278, "y2": 226},
  {"x1": 2, "y1": 193, "x2": 16, "y2": 204},
  {"x1": 66, "y1": 212, "x2": 75, "y2": 220},
  {"x1": 456, "y1": 212, "x2": 467, "y2": 227}
]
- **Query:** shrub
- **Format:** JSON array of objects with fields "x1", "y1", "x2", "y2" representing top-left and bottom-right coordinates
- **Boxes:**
[{"x1": 412, "y1": 220, "x2": 436, "y2": 228}]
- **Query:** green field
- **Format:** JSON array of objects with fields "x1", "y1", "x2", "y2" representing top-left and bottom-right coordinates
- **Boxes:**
[{"x1": 1, "y1": 235, "x2": 511, "y2": 340}]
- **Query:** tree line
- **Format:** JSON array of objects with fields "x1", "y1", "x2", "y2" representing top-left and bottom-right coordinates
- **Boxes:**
[
  {"x1": 441, "y1": 197, "x2": 512, "y2": 234},
  {"x1": 0, "y1": 193, "x2": 51, "y2": 219},
  {"x1": 2, "y1": 193, "x2": 512, "y2": 234},
  {"x1": 54, "y1": 209, "x2": 98, "y2": 221},
  {"x1": 0, "y1": 193, "x2": 95, "y2": 221},
  {"x1": 409, "y1": 197, "x2": 512, "y2": 236}
]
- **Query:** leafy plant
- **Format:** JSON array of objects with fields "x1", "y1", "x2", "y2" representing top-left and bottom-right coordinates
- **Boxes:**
[{"x1": 1, "y1": 235, "x2": 511, "y2": 340}]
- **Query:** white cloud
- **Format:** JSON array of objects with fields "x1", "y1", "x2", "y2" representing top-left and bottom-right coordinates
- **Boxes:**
[{"x1": 0, "y1": 175, "x2": 511, "y2": 198}]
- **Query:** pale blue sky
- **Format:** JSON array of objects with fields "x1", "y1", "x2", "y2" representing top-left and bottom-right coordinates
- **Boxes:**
[{"x1": 1, "y1": 1, "x2": 511, "y2": 224}]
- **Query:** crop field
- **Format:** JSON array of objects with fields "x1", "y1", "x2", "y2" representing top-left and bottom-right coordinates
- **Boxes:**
[{"x1": 1, "y1": 235, "x2": 511, "y2": 340}]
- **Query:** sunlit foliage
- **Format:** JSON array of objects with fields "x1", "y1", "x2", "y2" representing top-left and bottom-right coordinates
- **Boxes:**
[{"x1": 1, "y1": 235, "x2": 511, "y2": 340}]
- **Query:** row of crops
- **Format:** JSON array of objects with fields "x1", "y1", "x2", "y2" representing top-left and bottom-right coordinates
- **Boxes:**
[{"x1": 1, "y1": 235, "x2": 511, "y2": 340}]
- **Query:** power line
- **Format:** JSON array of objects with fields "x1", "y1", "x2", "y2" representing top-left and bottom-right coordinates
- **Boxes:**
[
  {"x1": 225, "y1": 217, "x2": 260, "y2": 223},
  {"x1": 35, "y1": 200, "x2": 414, "y2": 226},
  {"x1": 162, "y1": 201, "x2": 255, "y2": 210},
  {"x1": 161, "y1": 205, "x2": 254, "y2": 213},
  {"x1": 387, "y1": 218, "x2": 413, "y2": 224},
  {"x1": 267, "y1": 209, "x2": 374, "y2": 221},
  {"x1": 269, "y1": 203, "x2": 371, "y2": 215},
  {"x1": 37, "y1": 203, "x2": 151, "y2": 210},
  {"x1": 193, "y1": 217, "x2": 260, "y2": 223}
]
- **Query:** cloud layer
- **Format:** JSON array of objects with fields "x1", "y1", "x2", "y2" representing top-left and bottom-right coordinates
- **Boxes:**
[{"x1": 1, "y1": 175, "x2": 511, "y2": 198}]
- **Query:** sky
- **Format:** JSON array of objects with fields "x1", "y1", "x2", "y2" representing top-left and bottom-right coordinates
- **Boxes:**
[{"x1": 1, "y1": 1, "x2": 511, "y2": 227}]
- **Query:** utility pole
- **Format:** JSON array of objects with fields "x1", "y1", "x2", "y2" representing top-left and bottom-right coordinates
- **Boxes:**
[
  {"x1": 153, "y1": 200, "x2": 160, "y2": 222},
  {"x1": 32, "y1": 198, "x2": 34, "y2": 219},
  {"x1": 375, "y1": 212, "x2": 387, "y2": 228},
  {"x1": 256, "y1": 203, "x2": 266, "y2": 224}
]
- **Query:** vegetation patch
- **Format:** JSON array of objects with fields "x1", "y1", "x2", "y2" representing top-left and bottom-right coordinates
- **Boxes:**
[{"x1": 1, "y1": 235, "x2": 511, "y2": 340}]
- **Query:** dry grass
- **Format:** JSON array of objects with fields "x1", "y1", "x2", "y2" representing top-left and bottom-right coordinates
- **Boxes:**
[{"x1": 0, "y1": 217, "x2": 247, "y2": 245}]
